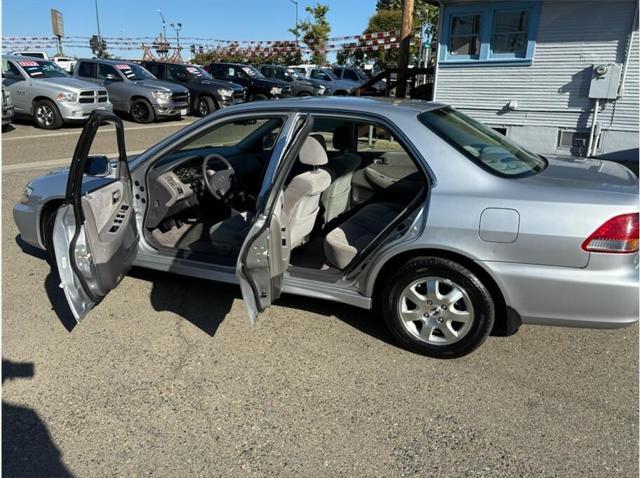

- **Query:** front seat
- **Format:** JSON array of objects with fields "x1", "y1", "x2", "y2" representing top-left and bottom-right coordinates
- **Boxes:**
[
  {"x1": 209, "y1": 136, "x2": 331, "y2": 255},
  {"x1": 321, "y1": 125, "x2": 362, "y2": 224}
]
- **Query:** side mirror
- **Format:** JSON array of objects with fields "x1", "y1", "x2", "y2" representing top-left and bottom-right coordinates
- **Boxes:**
[
  {"x1": 84, "y1": 155, "x2": 111, "y2": 176},
  {"x1": 105, "y1": 73, "x2": 121, "y2": 81}
]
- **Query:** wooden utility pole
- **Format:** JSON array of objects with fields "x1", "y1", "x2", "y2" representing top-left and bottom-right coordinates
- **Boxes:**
[{"x1": 395, "y1": 0, "x2": 415, "y2": 98}]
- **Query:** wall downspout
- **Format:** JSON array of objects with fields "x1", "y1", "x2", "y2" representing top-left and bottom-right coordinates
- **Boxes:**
[
  {"x1": 618, "y1": 0, "x2": 638, "y2": 97},
  {"x1": 431, "y1": 1, "x2": 444, "y2": 101},
  {"x1": 586, "y1": 98, "x2": 600, "y2": 157}
]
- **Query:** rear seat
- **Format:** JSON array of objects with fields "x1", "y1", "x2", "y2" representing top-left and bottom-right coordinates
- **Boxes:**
[{"x1": 324, "y1": 202, "x2": 402, "y2": 269}]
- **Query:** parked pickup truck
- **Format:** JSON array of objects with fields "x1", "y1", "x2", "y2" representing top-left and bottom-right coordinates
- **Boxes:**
[
  {"x1": 208, "y1": 63, "x2": 291, "y2": 101},
  {"x1": 258, "y1": 64, "x2": 327, "y2": 96},
  {"x1": 74, "y1": 58, "x2": 190, "y2": 123},
  {"x1": 2, "y1": 55, "x2": 113, "y2": 129},
  {"x1": 141, "y1": 61, "x2": 246, "y2": 116}
]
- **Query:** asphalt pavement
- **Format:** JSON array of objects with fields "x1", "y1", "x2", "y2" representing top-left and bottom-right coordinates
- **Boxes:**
[{"x1": 2, "y1": 117, "x2": 638, "y2": 477}]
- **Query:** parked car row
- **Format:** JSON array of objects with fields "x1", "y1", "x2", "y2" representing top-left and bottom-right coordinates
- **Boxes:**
[{"x1": 1, "y1": 55, "x2": 384, "y2": 130}]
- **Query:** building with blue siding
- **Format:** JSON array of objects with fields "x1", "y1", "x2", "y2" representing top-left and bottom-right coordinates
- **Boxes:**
[{"x1": 432, "y1": 0, "x2": 638, "y2": 164}]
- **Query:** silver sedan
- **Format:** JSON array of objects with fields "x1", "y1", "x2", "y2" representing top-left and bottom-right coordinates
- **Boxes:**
[{"x1": 13, "y1": 97, "x2": 639, "y2": 358}]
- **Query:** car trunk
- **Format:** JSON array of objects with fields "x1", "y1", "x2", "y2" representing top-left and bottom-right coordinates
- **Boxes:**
[{"x1": 512, "y1": 157, "x2": 639, "y2": 268}]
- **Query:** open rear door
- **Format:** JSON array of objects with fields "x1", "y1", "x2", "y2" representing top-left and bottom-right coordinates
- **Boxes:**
[
  {"x1": 53, "y1": 110, "x2": 138, "y2": 322},
  {"x1": 236, "y1": 114, "x2": 313, "y2": 324}
]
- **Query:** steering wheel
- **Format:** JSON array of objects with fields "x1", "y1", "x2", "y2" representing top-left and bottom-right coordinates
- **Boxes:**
[{"x1": 202, "y1": 154, "x2": 235, "y2": 200}]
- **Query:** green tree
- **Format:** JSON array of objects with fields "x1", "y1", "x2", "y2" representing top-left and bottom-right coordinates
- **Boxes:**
[
  {"x1": 339, "y1": 0, "x2": 438, "y2": 68},
  {"x1": 289, "y1": 3, "x2": 331, "y2": 64}
]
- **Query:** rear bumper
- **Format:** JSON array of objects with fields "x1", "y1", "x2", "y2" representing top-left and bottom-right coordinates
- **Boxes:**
[
  {"x1": 58, "y1": 101, "x2": 113, "y2": 121},
  {"x1": 483, "y1": 256, "x2": 639, "y2": 328}
]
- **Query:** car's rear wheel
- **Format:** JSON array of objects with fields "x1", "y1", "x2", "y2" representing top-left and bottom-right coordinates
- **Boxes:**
[
  {"x1": 297, "y1": 91, "x2": 312, "y2": 97},
  {"x1": 195, "y1": 96, "x2": 216, "y2": 117},
  {"x1": 252, "y1": 94, "x2": 268, "y2": 101},
  {"x1": 381, "y1": 257, "x2": 495, "y2": 359},
  {"x1": 33, "y1": 99, "x2": 63, "y2": 129},
  {"x1": 130, "y1": 98, "x2": 155, "y2": 124}
]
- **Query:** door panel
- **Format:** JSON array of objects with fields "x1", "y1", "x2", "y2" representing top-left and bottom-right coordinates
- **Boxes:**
[
  {"x1": 236, "y1": 114, "x2": 313, "y2": 324},
  {"x1": 53, "y1": 110, "x2": 138, "y2": 322}
]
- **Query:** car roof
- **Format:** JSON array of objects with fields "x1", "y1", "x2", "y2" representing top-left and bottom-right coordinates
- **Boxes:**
[
  {"x1": 3, "y1": 54, "x2": 51, "y2": 61},
  {"x1": 222, "y1": 96, "x2": 447, "y2": 115},
  {"x1": 141, "y1": 60, "x2": 191, "y2": 66},
  {"x1": 76, "y1": 58, "x2": 137, "y2": 65}
]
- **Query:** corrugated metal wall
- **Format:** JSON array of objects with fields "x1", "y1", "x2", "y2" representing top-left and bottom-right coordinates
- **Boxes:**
[
  {"x1": 435, "y1": 0, "x2": 638, "y2": 149},
  {"x1": 609, "y1": 27, "x2": 639, "y2": 132}
]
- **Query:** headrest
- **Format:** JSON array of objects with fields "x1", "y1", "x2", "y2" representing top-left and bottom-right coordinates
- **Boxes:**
[
  {"x1": 332, "y1": 124, "x2": 356, "y2": 152},
  {"x1": 310, "y1": 133, "x2": 327, "y2": 152},
  {"x1": 299, "y1": 136, "x2": 328, "y2": 166}
]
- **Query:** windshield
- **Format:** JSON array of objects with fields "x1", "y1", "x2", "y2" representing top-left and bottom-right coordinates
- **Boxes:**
[
  {"x1": 185, "y1": 65, "x2": 213, "y2": 79},
  {"x1": 241, "y1": 65, "x2": 264, "y2": 78},
  {"x1": 114, "y1": 63, "x2": 155, "y2": 81},
  {"x1": 418, "y1": 107, "x2": 547, "y2": 177},
  {"x1": 17, "y1": 60, "x2": 69, "y2": 78}
]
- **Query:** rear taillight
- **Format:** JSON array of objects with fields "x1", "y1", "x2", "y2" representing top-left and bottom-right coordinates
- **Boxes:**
[{"x1": 581, "y1": 213, "x2": 639, "y2": 253}]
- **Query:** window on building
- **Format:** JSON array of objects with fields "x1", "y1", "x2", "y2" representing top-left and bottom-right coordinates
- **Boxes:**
[
  {"x1": 440, "y1": 2, "x2": 540, "y2": 65},
  {"x1": 491, "y1": 10, "x2": 529, "y2": 56},
  {"x1": 449, "y1": 14, "x2": 481, "y2": 57}
]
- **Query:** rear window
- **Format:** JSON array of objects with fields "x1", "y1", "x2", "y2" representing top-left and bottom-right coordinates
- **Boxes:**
[{"x1": 418, "y1": 107, "x2": 546, "y2": 177}]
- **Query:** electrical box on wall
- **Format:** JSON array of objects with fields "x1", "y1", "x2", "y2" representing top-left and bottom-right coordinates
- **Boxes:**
[{"x1": 588, "y1": 63, "x2": 622, "y2": 99}]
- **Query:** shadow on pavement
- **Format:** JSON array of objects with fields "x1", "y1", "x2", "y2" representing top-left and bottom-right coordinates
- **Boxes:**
[
  {"x1": 129, "y1": 267, "x2": 397, "y2": 347},
  {"x1": 2, "y1": 359, "x2": 74, "y2": 478},
  {"x1": 16, "y1": 236, "x2": 77, "y2": 332},
  {"x1": 15, "y1": 234, "x2": 397, "y2": 346},
  {"x1": 129, "y1": 267, "x2": 237, "y2": 337}
]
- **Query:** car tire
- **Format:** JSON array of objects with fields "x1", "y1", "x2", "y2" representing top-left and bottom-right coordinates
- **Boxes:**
[
  {"x1": 195, "y1": 95, "x2": 216, "y2": 117},
  {"x1": 381, "y1": 257, "x2": 495, "y2": 359},
  {"x1": 130, "y1": 98, "x2": 155, "y2": 124},
  {"x1": 33, "y1": 99, "x2": 63, "y2": 130},
  {"x1": 252, "y1": 94, "x2": 268, "y2": 101},
  {"x1": 297, "y1": 91, "x2": 312, "y2": 97},
  {"x1": 43, "y1": 206, "x2": 58, "y2": 266}
]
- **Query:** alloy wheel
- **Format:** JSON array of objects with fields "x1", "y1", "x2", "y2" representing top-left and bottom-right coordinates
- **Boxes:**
[
  {"x1": 132, "y1": 102, "x2": 150, "y2": 122},
  {"x1": 198, "y1": 99, "x2": 209, "y2": 116},
  {"x1": 397, "y1": 276, "x2": 474, "y2": 345},
  {"x1": 35, "y1": 104, "x2": 55, "y2": 127}
]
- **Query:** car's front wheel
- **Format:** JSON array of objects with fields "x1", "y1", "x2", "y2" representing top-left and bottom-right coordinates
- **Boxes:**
[
  {"x1": 130, "y1": 98, "x2": 155, "y2": 124},
  {"x1": 381, "y1": 257, "x2": 495, "y2": 359},
  {"x1": 33, "y1": 99, "x2": 63, "y2": 129},
  {"x1": 195, "y1": 96, "x2": 216, "y2": 117}
]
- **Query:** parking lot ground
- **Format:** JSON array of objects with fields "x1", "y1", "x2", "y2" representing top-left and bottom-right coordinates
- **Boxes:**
[{"x1": 2, "y1": 122, "x2": 638, "y2": 477}]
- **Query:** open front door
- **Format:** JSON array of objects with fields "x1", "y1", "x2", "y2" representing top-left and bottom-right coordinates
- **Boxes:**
[
  {"x1": 236, "y1": 114, "x2": 313, "y2": 325},
  {"x1": 53, "y1": 110, "x2": 138, "y2": 322}
]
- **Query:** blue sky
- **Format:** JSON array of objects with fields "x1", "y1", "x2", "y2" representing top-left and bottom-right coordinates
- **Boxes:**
[{"x1": 2, "y1": 0, "x2": 378, "y2": 60}]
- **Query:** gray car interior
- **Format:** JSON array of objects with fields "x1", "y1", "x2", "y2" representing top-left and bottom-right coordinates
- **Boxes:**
[{"x1": 143, "y1": 116, "x2": 424, "y2": 273}]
